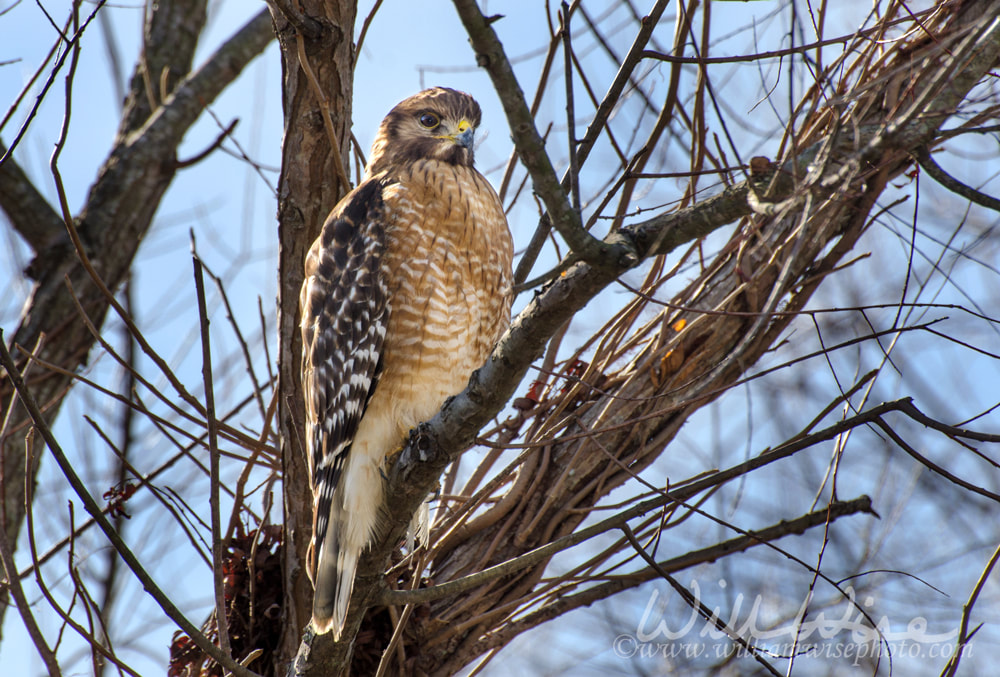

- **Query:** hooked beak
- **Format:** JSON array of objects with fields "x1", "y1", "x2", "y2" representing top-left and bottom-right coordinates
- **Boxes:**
[
  {"x1": 452, "y1": 118, "x2": 475, "y2": 149},
  {"x1": 454, "y1": 127, "x2": 475, "y2": 149}
]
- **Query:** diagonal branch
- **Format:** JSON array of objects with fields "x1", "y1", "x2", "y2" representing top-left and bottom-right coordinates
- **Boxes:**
[
  {"x1": 0, "y1": 332, "x2": 261, "y2": 677},
  {"x1": 479, "y1": 497, "x2": 875, "y2": 655},
  {"x1": 378, "y1": 472, "x2": 874, "y2": 607},
  {"x1": 290, "y1": 2, "x2": 1000, "y2": 672},
  {"x1": 621, "y1": 525, "x2": 784, "y2": 676},
  {"x1": 451, "y1": 0, "x2": 637, "y2": 270},
  {"x1": 0, "y1": 6, "x2": 275, "y2": 633},
  {"x1": 915, "y1": 147, "x2": 1000, "y2": 213},
  {"x1": 0, "y1": 140, "x2": 65, "y2": 255}
]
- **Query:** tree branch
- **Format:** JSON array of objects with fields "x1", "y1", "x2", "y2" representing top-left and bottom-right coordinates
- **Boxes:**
[
  {"x1": 621, "y1": 525, "x2": 784, "y2": 677},
  {"x1": 0, "y1": 140, "x2": 65, "y2": 255},
  {"x1": 379, "y1": 474, "x2": 874, "y2": 607},
  {"x1": 0, "y1": 4, "x2": 274, "y2": 633},
  {"x1": 915, "y1": 147, "x2": 1000, "y2": 213},
  {"x1": 451, "y1": 0, "x2": 637, "y2": 270},
  {"x1": 456, "y1": 496, "x2": 876, "y2": 659},
  {"x1": 0, "y1": 464, "x2": 62, "y2": 677},
  {"x1": 941, "y1": 540, "x2": 1000, "y2": 677},
  {"x1": 0, "y1": 332, "x2": 261, "y2": 677},
  {"x1": 288, "y1": 2, "x2": 1000, "y2": 672}
]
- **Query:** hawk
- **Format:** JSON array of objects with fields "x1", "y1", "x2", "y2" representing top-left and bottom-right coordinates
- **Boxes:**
[{"x1": 300, "y1": 87, "x2": 514, "y2": 638}]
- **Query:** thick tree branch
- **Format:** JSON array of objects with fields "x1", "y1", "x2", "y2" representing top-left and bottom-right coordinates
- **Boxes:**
[
  {"x1": 287, "y1": 3, "x2": 1000, "y2": 672},
  {"x1": 0, "y1": 141, "x2": 65, "y2": 254},
  {"x1": 118, "y1": 0, "x2": 208, "y2": 135}
]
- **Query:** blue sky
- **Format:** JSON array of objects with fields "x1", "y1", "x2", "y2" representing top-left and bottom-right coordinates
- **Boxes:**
[{"x1": 2, "y1": 1, "x2": 999, "y2": 675}]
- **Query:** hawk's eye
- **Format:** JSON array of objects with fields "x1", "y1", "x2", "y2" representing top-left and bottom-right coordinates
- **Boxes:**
[{"x1": 418, "y1": 112, "x2": 440, "y2": 128}]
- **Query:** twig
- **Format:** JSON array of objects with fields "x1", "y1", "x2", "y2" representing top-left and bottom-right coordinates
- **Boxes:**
[
  {"x1": 191, "y1": 236, "x2": 232, "y2": 659},
  {"x1": 225, "y1": 388, "x2": 278, "y2": 545},
  {"x1": 451, "y1": 0, "x2": 635, "y2": 269},
  {"x1": 0, "y1": 1, "x2": 104, "y2": 164},
  {"x1": 67, "y1": 505, "x2": 124, "y2": 676},
  {"x1": 200, "y1": 259, "x2": 268, "y2": 422},
  {"x1": 940, "y1": 541, "x2": 1000, "y2": 677},
  {"x1": 874, "y1": 417, "x2": 1000, "y2": 502},
  {"x1": 48, "y1": 0, "x2": 84, "y2": 224},
  {"x1": 915, "y1": 147, "x2": 1000, "y2": 213},
  {"x1": 13, "y1": 315, "x2": 276, "y2": 457},
  {"x1": 638, "y1": 12, "x2": 935, "y2": 66},
  {"x1": 622, "y1": 524, "x2": 783, "y2": 677},
  {"x1": 83, "y1": 415, "x2": 213, "y2": 568},
  {"x1": 575, "y1": 0, "x2": 670, "y2": 168},
  {"x1": 21, "y1": 404, "x2": 164, "y2": 677},
  {"x1": 175, "y1": 118, "x2": 239, "y2": 168},
  {"x1": 0, "y1": 441, "x2": 62, "y2": 676},
  {"x1": 96, "y1": 276, "x2": 136, "y2": 657},
  {"x1": 355, "y1": 0, "x2": 385, "y2": 55},
  {"x1": 202, "y1": 103, "x2": 278, "y2": 198},
  {"x1": 60, "y1": 276, "x2": 210, "y2": 429},
  {"x1": 374, "y1": 596, "x2": 416, "y2": 677},
  {"x1": 559, "y1": 2, "x2": 580, "y2": 214},
  {"x1": 0, "y1": 331, "x2": 262, "y2": 677}
]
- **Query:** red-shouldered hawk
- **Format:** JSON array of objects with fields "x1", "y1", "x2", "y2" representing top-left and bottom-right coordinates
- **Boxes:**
[{"x1": 300, "y1": 87, "x2": 513, "y2": 638}]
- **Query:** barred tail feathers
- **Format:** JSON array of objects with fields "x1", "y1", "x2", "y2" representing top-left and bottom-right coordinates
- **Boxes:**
[
  {"x1": 311, "y1": 500, "x2": 358, "y2": 639},
  {"x1": 312, "y1": 447, "x2": 385, "y2": 638}
]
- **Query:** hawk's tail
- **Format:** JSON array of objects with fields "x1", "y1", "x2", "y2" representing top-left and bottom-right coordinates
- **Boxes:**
[{"x1": 312, "y1": 501, "x2": 359, "y2": 640}]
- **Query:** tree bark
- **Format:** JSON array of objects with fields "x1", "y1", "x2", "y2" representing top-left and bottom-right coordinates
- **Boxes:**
[{"x1": 269, "y1": 1, "x2": 357, "y2": 672}]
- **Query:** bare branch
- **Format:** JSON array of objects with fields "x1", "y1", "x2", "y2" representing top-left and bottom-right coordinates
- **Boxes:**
[
  {"x1": 0, "y1": 3, "x2": 273, "y2": 581},
  {"x1": 0, "y1": 140, "x2": 64, "y2": 255},
  {"x1": 191, "y1": 243, "x2": 232, "y2": 659},
  {"x1": 940, "y1": 541, "x2": 1000, "y2": 677},
  {"x1": 0, "y1": 447, "x2": 62, "y2": 676},
  {"x1": 915, "y1": 147, "x2": 1000, "y2": 213},
  {"x1": 451, "y1": 0, "x2": 637, "y2": 269},
  {"x1": 0, "y1": 332, "x2": 263, "y2": 677}
]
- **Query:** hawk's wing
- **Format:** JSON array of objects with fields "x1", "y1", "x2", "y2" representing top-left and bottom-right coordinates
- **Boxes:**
[{"x1": 300, "y1": 178, "x2": 389, "y2": 577}]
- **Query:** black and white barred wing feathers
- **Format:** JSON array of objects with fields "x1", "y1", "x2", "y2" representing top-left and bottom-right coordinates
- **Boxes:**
[
  {"x1": 300, "y1": 178, "x2": 388, "y2": 635},
  {"x1": 300, "y1": 87, "x2": 515, "y2": 641}
]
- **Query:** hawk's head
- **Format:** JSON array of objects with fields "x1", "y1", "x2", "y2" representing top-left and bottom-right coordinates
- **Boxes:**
[{"x1": 366, "y1": 87, "x2": 483, "y2": 176}]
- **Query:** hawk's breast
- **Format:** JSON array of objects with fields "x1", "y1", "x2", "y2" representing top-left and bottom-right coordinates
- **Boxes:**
[{"x1": 373, "y1": 159, "x2": 513, "y2": 442}]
